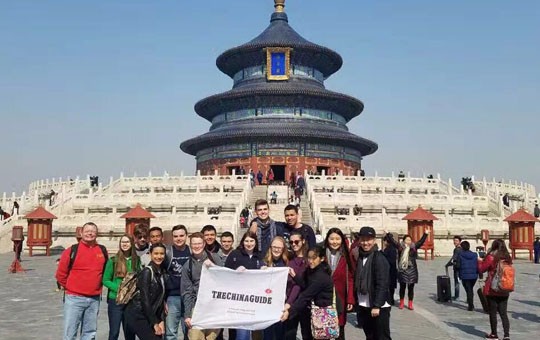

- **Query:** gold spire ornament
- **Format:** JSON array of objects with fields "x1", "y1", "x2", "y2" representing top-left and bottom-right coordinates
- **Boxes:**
[{"x1": 274, "y1": 0, "x2": 285, "y2": 13}]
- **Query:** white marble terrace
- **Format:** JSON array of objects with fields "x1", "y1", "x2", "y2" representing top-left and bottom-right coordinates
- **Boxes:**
[{"x1": 0, "y1": 170, "x2": 537, "y2": 256}]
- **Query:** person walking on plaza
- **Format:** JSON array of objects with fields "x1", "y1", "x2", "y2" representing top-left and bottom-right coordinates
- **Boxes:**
[
  {"x1": 533, "y1": 237, "x2": 540, "y2": 264},
  {"x1": 125, "y1": 243, "x2": 167, "y2": 340},
  {"x1": 102, "y1": 234, "x2": 140, "y2": 340},
  {"x1": 354, "y1": 227, "x2": 392, "y2": 340},
  {"x1": 281, "y1": 245, "x2": 334, "y2": 339},
  {"x1": 284, "y1": 231, "x2": 310, "y2": 340},
  {"x1": 384, "y1": 228, "x2": 429, "y2": 310},
  {"x1": 478, "y1": 239, "x2": 512, "y2": 340},
  {"x1": 182, "y1": 232, "x2": 222, "y2": 340},
  {"x1": 165, "y1": 225, "x2": 191, "y2": 340},
  {"x1": 324, "y1": 228, "x2": 355, "y2": 339},
  {"x1": 445, "y1": 236, "x2": 462, "y2": 300},
  {"x1": 55, "y1": 222, "x2": 108, "y2": 340},
  {"x1": 456, "y1": 241, "x2": 478, "y2": 311},
  {"x1": 249, "y1": 199, "x2": 284, "y2": 256}
]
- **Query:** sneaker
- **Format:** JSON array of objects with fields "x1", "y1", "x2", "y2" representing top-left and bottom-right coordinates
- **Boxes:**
[
  {"x1": 502, "y1": 337, "x2": 510, "y2": 340},
  {"x1": 485, "y1": 334, "x2": 498, "y2": 339}
]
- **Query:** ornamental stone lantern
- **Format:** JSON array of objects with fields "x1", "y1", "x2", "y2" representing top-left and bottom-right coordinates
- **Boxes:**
[
  {"x1": 503, "y1": 208, "x2": 538, "y2": 261},
  {"x1": 120, "y1": 203, "x2": 155, "y2": 236},
  {"x1": 402, "y1": 206, "x2": 437, "y2": 260},
  {"x1": 24, "y1": 206, "x2": 57, "y2": 256}
]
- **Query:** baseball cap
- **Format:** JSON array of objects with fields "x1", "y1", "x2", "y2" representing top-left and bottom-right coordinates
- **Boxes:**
[{"x1": 358, "y1": 226, "x2": 376, "y2": 238}]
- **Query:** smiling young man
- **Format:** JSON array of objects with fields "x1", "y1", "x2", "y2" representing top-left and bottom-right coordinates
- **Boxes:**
[
  {"x1": 165, "y1": 225, "x2": 191, "y2": 340},
  {"x1": 353, "y1": 226, "x2": 392, "y2": 340},
  {"x1": 249, "y1": 199, "x2": 284, "y2": 256},
  {"x1": 283, "y1": 204, "x2": 316, "y2": 249},
  {"x1": 202, "y1": 225, "x2": 221, "y2": 253},
  {"x1": 182, "y1": 232, "x2": 221, "y2": 340},
  {"x1": 141, "y1": 227, "x2": 164, "y2": 267}
]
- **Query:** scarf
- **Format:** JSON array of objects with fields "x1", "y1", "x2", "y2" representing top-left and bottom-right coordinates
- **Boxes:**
[
  {"x1": 326, "y1": 248, "x2": 342, "y2": 274},
  {"x1": 254, "y1": 217, "x2": 277, "y2": 252},
  {"x1": 356, "y1": 245, "x2": 379, "y2": 295},
  {"x1": 399, "y1": 242, "x2": 415, "y2": 271}
]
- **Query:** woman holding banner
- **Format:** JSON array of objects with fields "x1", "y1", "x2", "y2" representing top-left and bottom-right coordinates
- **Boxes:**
[
  {"x1": 324, "y1": 228, "x2": 355, "y2": 339},
  {"x1": 225, "y1": 231, "x2": 263, "y2": 340},
  {"x1": 281, "y1": 245, "x2": 334, "y2": 340},
  {"x1": 284, "y1": 231, "x2": 310, "y2": 340},
  {"x1": 262, "y1": 236, "x2": 290, "y2": 340}
]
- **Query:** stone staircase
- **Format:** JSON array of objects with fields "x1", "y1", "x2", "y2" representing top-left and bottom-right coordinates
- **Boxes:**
[{"x1": 246, "y1": 184, "x2": 314, "y2": 229}]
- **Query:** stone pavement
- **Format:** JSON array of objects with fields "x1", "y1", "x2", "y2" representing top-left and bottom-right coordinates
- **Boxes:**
[{"x1": 1, "y1": 252, "x2": 539, "y2": 340}]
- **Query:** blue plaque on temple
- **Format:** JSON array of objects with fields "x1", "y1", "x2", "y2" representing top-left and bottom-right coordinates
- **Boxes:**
[{"x1": 271, "y1": 52, "x2": 286, "y2": 75}]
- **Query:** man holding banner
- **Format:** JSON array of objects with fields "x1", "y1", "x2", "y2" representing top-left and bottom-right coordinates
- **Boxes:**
[{"x1": 181, "y1": 232, "x2": 222, "y2": 340}]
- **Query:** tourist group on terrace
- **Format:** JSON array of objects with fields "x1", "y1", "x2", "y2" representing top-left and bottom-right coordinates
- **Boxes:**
[{"x1": 56, "y1": 198, "x2": 516, "y2": 340}]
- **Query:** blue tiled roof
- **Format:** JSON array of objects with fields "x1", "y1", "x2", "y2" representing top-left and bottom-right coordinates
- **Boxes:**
[{"x1": 217, "y1": 12, "x2": 342, "y2": 78}]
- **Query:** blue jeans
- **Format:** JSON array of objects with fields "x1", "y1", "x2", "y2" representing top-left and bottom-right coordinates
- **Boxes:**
[
  {"x1": 107, "y1": 298, "x2": 135, "y2": 340},
  {"x1": 453, "y1": 270, "x2": 460, "y2": 299},
  {"x1": 236, "y1": 329, "x2": 251, "y2": 340},
  {"x1": 63, "y1": 294, "x2": 100, "y2": 340},
  {"x1": 165, "y1": 295, "x2": 187, "y2": 340}
]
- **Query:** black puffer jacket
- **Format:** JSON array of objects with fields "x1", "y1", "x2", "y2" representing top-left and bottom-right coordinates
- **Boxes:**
[
  {"x1": 224, "y1": 248, "x2": 263, "y2": 270},
  {"x1": 128, "y1": 262, "x2": 166, "y2": 325}
]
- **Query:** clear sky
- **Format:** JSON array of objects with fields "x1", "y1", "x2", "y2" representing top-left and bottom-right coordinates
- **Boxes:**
[{"x1": 1, "y1": 0, "x2": 539, "y2": 195}]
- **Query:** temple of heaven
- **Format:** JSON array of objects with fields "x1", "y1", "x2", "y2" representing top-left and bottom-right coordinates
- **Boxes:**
[{"x1": 180, "y1": 0, "x2": 377, "y2": 181}]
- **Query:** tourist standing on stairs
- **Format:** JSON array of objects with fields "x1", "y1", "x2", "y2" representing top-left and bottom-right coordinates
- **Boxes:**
[
  {"x1": 283, "y1": 204, "x2": 316, "y2": 249},
  {"x1": 249, "y1": 199, "x2": 284, "y2": 256},
  {"x1": 324, "y1": 228, "x2": 355, "y2": 339},
  {"x1": 384, "y1": 228, "x2": 429, "y2": 310},
  {"x1": 257, "y1": 170, "x2": 264, "y2": 185},
  {"x1": 102, "y1": 234, "x2": 140, "y2": 340},
  {"x1": 445, "y1": 236, "x2": 463, "y2": 300},
  {"x1": 164, "y1": 225, "x2": 191, "y2": 340}
]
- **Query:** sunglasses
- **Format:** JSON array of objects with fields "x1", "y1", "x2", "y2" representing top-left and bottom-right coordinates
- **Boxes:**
[
  {"x1": 137, "y1": 236, "x2": 147, "y2": 240},
  {"x1": 289, "y1": 240, "x2": 301, "y2": 245}
]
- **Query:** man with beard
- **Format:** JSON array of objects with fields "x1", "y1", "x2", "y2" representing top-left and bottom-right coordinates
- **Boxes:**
[
  {"x1": 353, "y1": 226, "x2": 392, "y2": 340},
  {"x1": 249, "y1": 199, "x2": 284, "y2": 256}
]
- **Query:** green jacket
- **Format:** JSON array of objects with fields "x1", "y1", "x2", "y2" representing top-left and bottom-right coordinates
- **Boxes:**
[{"x1": 102, "y1": 256, "x2": 138, "y2": 300}]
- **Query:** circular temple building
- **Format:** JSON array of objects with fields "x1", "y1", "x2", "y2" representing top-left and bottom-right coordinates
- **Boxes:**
[{"x1": 180, "y1": 0, "x2": 377, "y2": 182}]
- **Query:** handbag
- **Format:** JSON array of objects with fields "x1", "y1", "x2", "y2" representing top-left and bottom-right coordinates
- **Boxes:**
[{"x1": 310, "y1": 288, "x2": 340, "y2": 339}]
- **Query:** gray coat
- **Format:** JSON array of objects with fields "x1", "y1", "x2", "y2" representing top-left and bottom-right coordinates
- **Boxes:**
[{"x1": 181, "y1": 251, "x2": 221, "y2": 318}]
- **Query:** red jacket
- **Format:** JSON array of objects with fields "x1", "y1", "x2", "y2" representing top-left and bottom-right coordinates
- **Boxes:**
[
  {"x1": 332, "y1": 255, "x2": 355, "y2": 326},
  {"x1": 55, "y1": 242, "x2": 107, "y2": 297},
  {"x1": 477, "y1": 254, "x2": 509, "y2": 297}
]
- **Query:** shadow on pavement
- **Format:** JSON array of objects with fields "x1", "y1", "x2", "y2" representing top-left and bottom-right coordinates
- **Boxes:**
[
  {"x1": 515, "y1": 299, "x2": 540, "y2": 308},
  {"x1": 511, "y1": 311, "x2": 540, "y2": 323},
  {"x1": 444, "y1": 322, "x2": 486, "y2": 337},
  {"x1": 427, "y1": 293, "x2": 468, "y2": 311}
]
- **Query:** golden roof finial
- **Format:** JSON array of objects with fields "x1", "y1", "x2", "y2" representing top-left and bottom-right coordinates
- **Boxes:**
[{"x1": 274, "y1": 0, "x2": 285, "y2": 13}]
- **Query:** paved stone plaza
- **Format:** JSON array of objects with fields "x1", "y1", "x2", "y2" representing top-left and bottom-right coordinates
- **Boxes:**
[{"x1": 1, "y1": 252, "x2": 538, "y2": 340}]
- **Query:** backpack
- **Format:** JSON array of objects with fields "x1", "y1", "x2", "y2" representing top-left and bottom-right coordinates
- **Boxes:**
[
  {"x1": 116, "y1": 266, "x2": 153, "y2": 305},
  {"x1": 491, "y1": 260, "x2": 515, "y2": 293},
  {"x1": 68, "y1": 243, "x2": 109, "y2": 273}
]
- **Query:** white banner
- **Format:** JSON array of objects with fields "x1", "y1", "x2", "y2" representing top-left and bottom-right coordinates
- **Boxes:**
[{"x1": 191, "y1": 266, "x2": 288, "y2": 330}]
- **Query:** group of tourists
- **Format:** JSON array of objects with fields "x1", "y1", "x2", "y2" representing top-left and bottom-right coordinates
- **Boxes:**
[{"x1": 55, "y1": 200, "x2": 516, "y2": 340}]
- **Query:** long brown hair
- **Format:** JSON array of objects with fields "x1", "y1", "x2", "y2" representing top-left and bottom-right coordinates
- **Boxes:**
[
  {"x1": 264, "y1": 236, "x2": 289, "y2": 266},
  {"x1": 289, "y1": 231, "x2": 308, "y2": 258},
  {"x1": 489, "y1": 238, "x2": 512, "y2": 264},
  {"x1": 114, "y1": 234, "x2": 140, "y2": 278}
]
